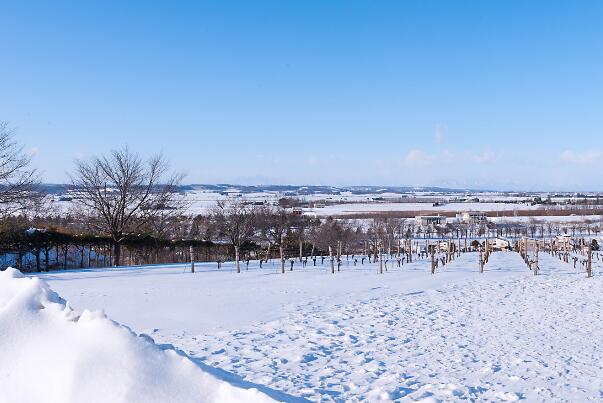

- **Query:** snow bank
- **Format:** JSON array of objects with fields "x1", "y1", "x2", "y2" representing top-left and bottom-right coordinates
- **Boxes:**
[{"x1": 0, "y1": 268, "x2": 275, "y2": 403}]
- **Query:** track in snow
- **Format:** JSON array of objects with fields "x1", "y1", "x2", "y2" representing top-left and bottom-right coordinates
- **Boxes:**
[{"x1": 159, "y1": 252, "x2": 603, "y2": 402}]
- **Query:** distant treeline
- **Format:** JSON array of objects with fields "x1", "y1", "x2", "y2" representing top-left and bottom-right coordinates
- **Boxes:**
[{"x1": 1, "y1": 121, "x2": 603, "y2": 273}]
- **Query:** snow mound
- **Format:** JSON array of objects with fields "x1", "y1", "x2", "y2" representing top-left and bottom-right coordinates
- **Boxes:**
[{"x1": 0, "y1": 268, "x2": 275, "y2": 403}]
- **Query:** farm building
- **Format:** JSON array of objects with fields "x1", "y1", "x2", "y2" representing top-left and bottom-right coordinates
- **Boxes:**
[
  {"x1": 415, "y1": 215, "x2": 446, "y2": 226},
  {"x1": 490, "y1": 238, "x2": 511, "y2": 251},
  {"x1": 456, "y1": 211, "x2": 488, "y2": 224},
  {"x1": 555, "y1": 234, "x2": 572, "y2": 249}
]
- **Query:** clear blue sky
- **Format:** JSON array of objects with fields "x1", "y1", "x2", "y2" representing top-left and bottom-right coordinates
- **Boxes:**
[{"x1": 2, "y1": 1, "x2": 603, "y2": 190}]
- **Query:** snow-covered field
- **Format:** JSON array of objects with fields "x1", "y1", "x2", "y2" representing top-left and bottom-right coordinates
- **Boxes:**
[
  {"x1": 306, "y1": 202, "x2": 537, "y2": 217},
  {"x1": 10, "y1": 251, "x2": 599, "y2": 402},
  {"x1": 491, "y1": 215, "x2": 603, "y2": 224},
  {"x1": 44, "y1": 188, "x2": 602, "y2": 226}
]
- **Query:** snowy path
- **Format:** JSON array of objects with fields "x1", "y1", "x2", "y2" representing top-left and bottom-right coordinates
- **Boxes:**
[{"x1": 154, "y1": 252, "x2": 603, "y2": 402}]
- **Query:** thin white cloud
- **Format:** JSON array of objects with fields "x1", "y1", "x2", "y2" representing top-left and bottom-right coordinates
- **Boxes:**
[
  {"x1": 404, "y1": 149, "x2": 434, "y2": 167},
  {"x1": 434, "y1": 124, "x2": 448, "y2": 144},
  {"x1": 403, "y1": 149, "x2": 455, "y2": 167},
  {"x1": 471, "y1": 151, "x2": 499, "y2": 164},
  {"x1": 560, "y1": 150, "x2": 602, "y2": 165}
]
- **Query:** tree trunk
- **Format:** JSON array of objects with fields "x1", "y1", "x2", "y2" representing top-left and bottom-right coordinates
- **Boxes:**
[
  {"x1": 44, "y1": 247, "x2": 50, "y2": 271},
  {"x1": 35, "y1": 249, "x2": 41, "y2": 272},
  {"x1": 190, "y1": 245, "x2": 195, "y2": 273},
  {"x1": 113, "y1": 241, "x2": 121, "y2": 267},
  {"x1": 280, "y1": 244, "x2": 285, "y2": 274},
  {"x1": 235, "y1": 245, "x2": 240, "y2": 273}
]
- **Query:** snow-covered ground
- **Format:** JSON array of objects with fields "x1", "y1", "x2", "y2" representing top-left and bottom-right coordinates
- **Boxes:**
[
  {"x1": 44, "y1": 189, "x2": 602, "y2": 226},
  {"x1": 491, "y1": 215, "x2": 603, "y2": 224},
  {"x1": 21, "y1": 251, "x2": 603, "y2": 402},
  {"x1": 306, "y1": 202, "x2": 538, "y2": 217},
  {"x1": 0, "y1": 268, "x2": 285, "y2": 403}
]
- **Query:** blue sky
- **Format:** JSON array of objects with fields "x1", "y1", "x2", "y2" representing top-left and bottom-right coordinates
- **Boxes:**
[{"x1": 2, "y1": 1, "x2": 603, "y2": 190}]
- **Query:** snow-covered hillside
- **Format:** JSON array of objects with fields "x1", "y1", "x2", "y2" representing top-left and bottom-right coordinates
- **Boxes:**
[{"x1": 24, "y1": 252, "x2": 603, "y2": 402}]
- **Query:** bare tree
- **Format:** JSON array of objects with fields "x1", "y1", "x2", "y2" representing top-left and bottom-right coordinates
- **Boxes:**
[
  {"x1": 212, "y1": 199, "x2": 257, "y2": 273},
  {"x1": 0, "y1": 122, "x2": 40, "y2": 215},
  {"x1": 70, "y1": 147, "x2": 182, "y2": 266},
  {"x1": 257, "y1": 206, "x2": 292, "y2": 273}
]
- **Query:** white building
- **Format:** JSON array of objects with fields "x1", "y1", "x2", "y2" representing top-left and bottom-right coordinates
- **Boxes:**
[
  {"x1": 490, "y1": 238, "x2": 511, "y2": 251},
  {"x1": 456, "y1": 211, "x2": 488, "y2": 224},
  {"x1": 415, "y1": 215, "x2": 446, "y2": 226}
]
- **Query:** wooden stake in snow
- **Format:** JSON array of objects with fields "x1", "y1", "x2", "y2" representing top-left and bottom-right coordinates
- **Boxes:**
[
  {"x1": 379, "y1": 246, "x2": 383, "y2": 274},
  {"x1": 190, "y1": 245, "x2": 195, "y2": 273},
  {"x1": 431, "y1": 251, "x2": 435, "y2": 274},
  {"x1": 587, "y1": 245, "x2": 593, "y2": 278},
  {"x1": 534, "y1": 243, "x2": 539, "y2": 276},
  {"x1": 479, "y1": 250, "x2": 484, "y2": 273},
  {"x1": 329, "y1": 245, "x2": 335, "y2": 274},
  {"x1": 280, "y1": 237, "x2": 285, "y2": 274}
]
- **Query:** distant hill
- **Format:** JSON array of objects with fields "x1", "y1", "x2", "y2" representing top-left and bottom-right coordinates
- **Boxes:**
[
  {"x1": 183, "y1": 184, "x2": 489, "y2": 195},
  {"x1": 41, "y1": 183, "x2": 498, "y2": 196}
]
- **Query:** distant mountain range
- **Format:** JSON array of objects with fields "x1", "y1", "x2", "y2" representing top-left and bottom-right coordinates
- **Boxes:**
[
  {"x1": 41, "y1": 183, "x2": 488, "y2": 195},
  {"x1": 183, "y1": 184, "x2": 498, "y2": 195},
  {"x1": 40, "y1": 183, "x2": 594, "y2": 197}
]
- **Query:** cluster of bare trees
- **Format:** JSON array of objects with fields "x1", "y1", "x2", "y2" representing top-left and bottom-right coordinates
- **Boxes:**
[
  {"x1": 0, "y1": 122, "x2": 40, "y2": 216},
  {"x1": 3, "y1": 120, "x2": 603, "y2": 274}
]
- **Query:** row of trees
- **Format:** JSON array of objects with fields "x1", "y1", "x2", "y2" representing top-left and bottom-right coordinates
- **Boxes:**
[{"x1": 2, "y1": 120, "x2": 602, "y2": 272}]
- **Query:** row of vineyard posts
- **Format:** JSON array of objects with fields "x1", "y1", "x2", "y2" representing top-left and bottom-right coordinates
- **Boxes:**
[
  {"x1": 0, "y1": 133, "x2": 601, "y2": 276},
  {"x1": 516, "y1": 236, "x2": 597, "y2": 277},
  {"x1": 6, "y1": 205, "x2": 602, "y2": 277}
]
